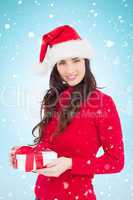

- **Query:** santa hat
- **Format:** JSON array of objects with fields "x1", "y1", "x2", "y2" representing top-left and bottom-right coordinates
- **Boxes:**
[{"x1": 34, "y1": 25, "x2": 94, "y2": 75}]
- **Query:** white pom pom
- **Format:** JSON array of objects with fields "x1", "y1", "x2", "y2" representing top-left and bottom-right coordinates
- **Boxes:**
[
  {"x1": 32, "y1": 48, "x2": 55, "y2": 76},
  {"x1": 32, "y1": 61, "x2": 50, "y2": 76}
]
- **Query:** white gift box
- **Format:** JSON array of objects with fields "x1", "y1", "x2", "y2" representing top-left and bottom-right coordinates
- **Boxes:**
[{"x1": 16, "y1": 150, "x2": 58, "y2": 171}]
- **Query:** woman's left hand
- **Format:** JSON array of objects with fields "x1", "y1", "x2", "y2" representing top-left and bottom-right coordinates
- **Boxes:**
[{"x1": 32, "y1": 156, "x2": 72, "y2": 177}]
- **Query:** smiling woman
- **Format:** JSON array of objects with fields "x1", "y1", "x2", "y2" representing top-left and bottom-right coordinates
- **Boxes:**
[
  {"x1": 9, "y1": 24, "x2": 124, "y2": 200},
  {"x1": 29, "y1": 25, "x2": 125, "y2": 200}
]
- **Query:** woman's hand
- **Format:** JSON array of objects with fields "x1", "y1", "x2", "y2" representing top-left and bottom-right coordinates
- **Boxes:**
[
  {"x1": 32, "y1": 156, "x2": 72, "y2": 177},
  {"x1": 9, "y1": 146, "x2": 20, "y2": 169}
]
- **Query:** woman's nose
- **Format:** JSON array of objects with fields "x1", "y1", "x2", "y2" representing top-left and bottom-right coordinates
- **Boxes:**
[{"x1": 65, "y1": 63, "x2": 75, "y2": 73}]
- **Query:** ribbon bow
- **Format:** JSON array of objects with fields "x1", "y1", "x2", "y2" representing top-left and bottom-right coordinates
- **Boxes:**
[{"x1": 12, "y1": 145, "x2": 51, "y2": 172}]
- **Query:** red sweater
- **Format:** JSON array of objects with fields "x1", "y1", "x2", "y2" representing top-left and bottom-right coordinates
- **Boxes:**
[{"x1": 34, "y1": 86, "x2": 125, "y2": 200}]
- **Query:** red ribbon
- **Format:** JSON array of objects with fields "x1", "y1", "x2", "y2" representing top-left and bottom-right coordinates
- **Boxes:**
[{"x1": 12, "y1": 145, "x2": 46, "y2": 172}]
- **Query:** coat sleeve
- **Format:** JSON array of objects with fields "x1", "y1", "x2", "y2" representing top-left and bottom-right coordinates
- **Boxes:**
[{"x1": 70, "y1": 95, "x2": 125, "y2": 176}]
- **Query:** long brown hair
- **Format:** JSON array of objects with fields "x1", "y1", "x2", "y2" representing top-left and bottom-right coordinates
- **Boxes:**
[{"x1": 31, "y1": 58, "x2": 105, "y2": 145}]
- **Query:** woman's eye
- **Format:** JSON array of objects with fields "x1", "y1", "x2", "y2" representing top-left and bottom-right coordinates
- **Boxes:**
[
  {"x1": 58, "y1": 60, "x2": 80, "y2": 65},
  {"x1": 59, "y1": 62, "x2": 65, "y2": 65},
  {"x1": 74, "y1": 60, "x2": 80, "y2": 63}
]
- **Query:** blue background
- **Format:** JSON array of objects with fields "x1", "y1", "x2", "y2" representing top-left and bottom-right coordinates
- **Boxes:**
[{"x1": 0, "y1": 0, "x2": 132, "y2": 199}]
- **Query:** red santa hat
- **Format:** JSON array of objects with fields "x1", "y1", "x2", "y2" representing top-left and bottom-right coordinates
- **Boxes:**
[{"x1": 34, "y1": 25, "x2": 94, "y2": 75}]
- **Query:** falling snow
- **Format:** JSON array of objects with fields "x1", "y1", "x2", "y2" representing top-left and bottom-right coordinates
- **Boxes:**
[
  {"x1": 28, "y1": 32, "x2": 35, "y2": 38},
  {"x1": 17, "y1": 0, "x2": 23, "y2": 5},
  {"x1": 4, "y1": 23, "x2": 11, "y2": 30},
  {"x1": 105, "y1": 40, "x2": 115, "y2": 47},
  {"x1": 49, "y1": 14, "x2": 54, "y2": 18},
  {"x1": 63, "y1": 181, "x2": 69, "y2": 189},
  {"x1": 12, "y1": 73, "x2": 19, "y2": 78},
  {"x1": 104, "y1": 164, "x2": 111, "y2": 170},
  {"x1": 87, "y1": 160, "x2": 91, "y2": 165},
  {"x1": 107, "y1": 126, "x2": 113, "y2": 130}
]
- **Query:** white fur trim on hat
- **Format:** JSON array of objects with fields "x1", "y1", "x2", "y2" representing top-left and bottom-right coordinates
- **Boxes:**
[
  {"x1": 49, "y1": 38, "x2": 94, "y2": 65},
  {"x1": 35, "y1": 38, "x2": 94, "y2": 76}
]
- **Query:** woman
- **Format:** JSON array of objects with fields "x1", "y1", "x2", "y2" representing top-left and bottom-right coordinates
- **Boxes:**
[{"x1": 11, "y1": 25, "x2": 125, "y2": 200}]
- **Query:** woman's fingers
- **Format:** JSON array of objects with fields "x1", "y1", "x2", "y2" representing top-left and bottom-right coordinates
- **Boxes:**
[
  {"x1": 9, "y1": 157, "x2": 17, "y2": 168},
  {"x1": 10, "y1": 146, "x2": 19, "y2": 154},
  {"x1": 9, "y1": 146, "x2": 19, "y2": 169}
]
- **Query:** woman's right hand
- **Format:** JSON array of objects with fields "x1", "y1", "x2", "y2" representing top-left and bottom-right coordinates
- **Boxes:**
[{"x1": 9, "y1": 146, "x2": 20, "y2": 169}]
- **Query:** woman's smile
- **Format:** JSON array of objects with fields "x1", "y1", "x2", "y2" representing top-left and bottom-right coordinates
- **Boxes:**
[{"x1": 65, "y1": 74, "x2": 78, "y2": 81}]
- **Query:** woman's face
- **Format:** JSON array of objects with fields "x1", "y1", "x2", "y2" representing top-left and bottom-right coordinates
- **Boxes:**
[{"x1": 56, "y1": 57, "x2": 85, "y2": 86}]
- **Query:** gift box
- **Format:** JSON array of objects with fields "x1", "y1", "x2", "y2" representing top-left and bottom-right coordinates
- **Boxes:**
[{"x1": 11, "y1": 145, "x2": 58, "y2": 172}]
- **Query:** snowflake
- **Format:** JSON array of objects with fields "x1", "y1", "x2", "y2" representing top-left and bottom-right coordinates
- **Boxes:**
[
  {"x1": 0, "y1": 165, "x2": 3, "y2": 169},
  {"x1": 84, "y1": 190, "x2": 89, "y2": 196},
  {"x1": 18, "y1": 0, "x2": 23, "y2": 5},
  {"x1": 92, "y1": 23, "x2": 96, "y2": 27},
  {"x1": 96, "y1": 109, "x2": 102, "y2": 114},
  {"x1": 50, "y1": 3, "x2": 54, "y2": 7},
  {"x1": 4, "y1": 23, "x2": 10, "y2": 30},
  {"x1": 107, "y1": 193, "x2": 111, "y2": 197},
  {"x1": 21, "y1": 174, "x2": 26, "y2": 179},
  {"x1": 23, "y1": 190, "x2": 27, "y2": 194},
  {"x1": 89, "y1": 9, "x2": 94, "y2": 13},
  {"x1": 87, "y1": 160, "x2": 91, "y2": 165},
  {"x1": 118, "y1": 16, "x2": 122, "y2": 19},
  {"x1": 89, "y1": 189, "x2": 93, "y2": 193},
  {"x1": 100, "y1": 191, "x2": 104, "y2": 195},
  {"x1": 84, "y1": 189, "x2": 93, "y2": 196},
  {"x1": 63, "y1": 181, "x2": 69, "y2": 189},
  {"x1": 124, "y1": 3, "x2": 128, "y2": 7},
  {"x1": 108, "y1": 185, "x2": 112, "y2": 190},
  {"x1": 28, "y1": 32, "x2": 35, "y2": 38},
  {"x1": 130, "y1": 185, "x2": 133, "y2": 190},
  {"x1": 94, "y1": 12, "x2": 98, "y2": 17},
  {"x1": 75, "y1": 196, "x2": 79, "y2": 199},
  {"x1": 34, "y1": 0, "x2": 40, "y2": 5},
  {"x1": 110, "y1": 144, "x2": 114, "y2": 149},
  {"x1": 92, "y1": 2, "x2": 96, "y2": 6},
  {"x1": 8, "y1": 192, "x2": 13, "y2": 197},
  {"x1": 11, "y1": 57, "x2": 15, "y2": 62},
  {"x1": 105, "y1": 40, "x2": 115, "y2": 48},
  {"x1": 12, "y1": 73, "x2": 19, "y2": 78},
  {"x1": 49, "y1": 14, "x2": 54, "y2": 18},
  {"x1": 107, "y1": 126, "x2": 113, "y2": 130},
  {"x1": 124, "y1": 178, "x2": 129, "y2": 182},
  {"x1": 104, "y1": 164, "x2": 110, "y2": 170},
  {"x1": 1, "y1": 118, "x2": 7, "y2": 123}
]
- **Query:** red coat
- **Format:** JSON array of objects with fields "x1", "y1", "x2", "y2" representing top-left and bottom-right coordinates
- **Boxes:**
[{"x1": 34, "y1": 86, "x2": 125, "y2": 200}]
